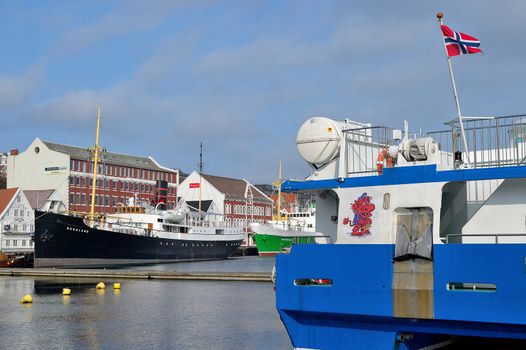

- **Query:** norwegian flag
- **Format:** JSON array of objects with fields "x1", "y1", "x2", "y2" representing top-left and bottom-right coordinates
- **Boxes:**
[{"x1": 441, "y1": 24, "x2": 482, "y2": 57}]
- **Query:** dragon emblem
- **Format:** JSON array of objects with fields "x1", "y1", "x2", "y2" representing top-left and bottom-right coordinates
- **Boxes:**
[{"x1": 342, "y1": 192, "x2": 375, "y2": 236}]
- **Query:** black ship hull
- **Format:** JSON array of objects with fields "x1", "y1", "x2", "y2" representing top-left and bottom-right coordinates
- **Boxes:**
[{"x1": 34, "y1": 211, "x2": 243, "y2": 268}]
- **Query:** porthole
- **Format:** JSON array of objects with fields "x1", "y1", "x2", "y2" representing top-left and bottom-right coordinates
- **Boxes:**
[
  {"x1": 34, "y1": 146, "x2": 40, "y2": 154},
  {"x1": 383, "y1": 193, "x2": 391, "y2": 210}
]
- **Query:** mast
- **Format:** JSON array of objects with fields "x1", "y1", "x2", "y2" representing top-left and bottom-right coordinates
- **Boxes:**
[
  {"x1": 198, "y1": 142, "x2": 204, "y2": 214},
  {"x1": 89, "y1": 106, "x2": 102, "y2": 223},
  {"x1": 273, "y1": 160, "x2": 283, "y2": 221}
]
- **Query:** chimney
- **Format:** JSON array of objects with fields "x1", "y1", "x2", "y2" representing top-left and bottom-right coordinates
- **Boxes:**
[{"x1": 9, "y1": 149, "x2": 18, "y2": 155}]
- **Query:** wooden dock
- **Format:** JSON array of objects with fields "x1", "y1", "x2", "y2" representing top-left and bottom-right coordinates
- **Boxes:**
[{"x1": 0, "y1": 268, "x2": 272, "y2": 282}]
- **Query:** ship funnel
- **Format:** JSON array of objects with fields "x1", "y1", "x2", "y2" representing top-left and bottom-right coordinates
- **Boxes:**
[{"x1": 155, "y1": 180, "x2": 168, "y2": 210}]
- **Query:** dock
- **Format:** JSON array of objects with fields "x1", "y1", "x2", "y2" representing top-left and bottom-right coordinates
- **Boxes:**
[{"x1": 0, "y1": 268, "x2": 272, "y2": 282}]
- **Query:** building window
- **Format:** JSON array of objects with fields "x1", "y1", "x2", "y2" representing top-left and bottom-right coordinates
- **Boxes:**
[
  {"x1": 30, "y1": 240, "x2": 33, "y2": 246},
  {"x1": 76, "y1": 193, "x2": 81, "y2": 205},
  {"x1": 5, "y1": 240, "x2": 9, "y2": 246},
  {"x1": 76, "y1": 176, "x2": 80, "y2": 185},
  {"x1": 95, "y1": 195, "x2": 99, "y2": 205},
  {"x1": 112, "y1": 196, "x2": 117, "y2": 206},
  {"x1": 22, "y1": 240, "x2": 26, "y2": 247},
  {"x1": 69, "y1": 176, "x2": 74, "y2": 185},
  {"x1": 82, "y1": 177, "x2": 86, "y2": 187},
  {"x1": 82, "y1": 194, "x2": 86, "y2": 205},
  {"x1": 13, "y1": 240, "x2": 17, "y2": 247},
  {"x1": 105, "y1": 195, "x2": 109, "y2": 206},
  {"x1": 70, "y1": 160, "x2": 74, "y2": 170},
  {"x1": 82, "y1": 162, "x2": 86, "y2": 172}
]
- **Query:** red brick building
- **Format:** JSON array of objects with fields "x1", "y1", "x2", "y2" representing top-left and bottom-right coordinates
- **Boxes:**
[{"x1": 7, "y1": 138, "x2": 179, "y2": 214}]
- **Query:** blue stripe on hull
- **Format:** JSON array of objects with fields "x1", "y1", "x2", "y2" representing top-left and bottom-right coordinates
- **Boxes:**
[
  {"x1": 276, "y1": 244, "x2": 526, "y2": 349},
  {"x1": 282, "y1": 164, "x2": 526, "y2": 192}
]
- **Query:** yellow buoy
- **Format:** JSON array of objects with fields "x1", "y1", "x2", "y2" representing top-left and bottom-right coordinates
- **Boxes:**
[
  {"x1": 20, "y1": 294, "x2": 33, "y2": 304},
  {"x1": 62, "y1": 288, "x2": 71, "y2": 296},
  {"x1": 113, "y1": 283, "x2": 121, "y2": 290},
  {"x1": 96, "y1": 282, "x2": 106, "y2": 290}
]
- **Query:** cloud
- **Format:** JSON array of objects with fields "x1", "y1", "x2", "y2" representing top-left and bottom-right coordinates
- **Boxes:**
[
  {"x1": 52, "y1": 0, "x2": 212, "y2": 56},
  {"x1": 0, "y1": 68, "x2": 42, "y2": 109},
  {"x1": 12, "y1": 0, "x2": 526, "y2": 183}
]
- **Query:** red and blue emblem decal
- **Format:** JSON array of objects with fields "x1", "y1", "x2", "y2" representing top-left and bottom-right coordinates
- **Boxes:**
[{"x1": 342, "y1": 192, "x2": 376, "y2": 236}]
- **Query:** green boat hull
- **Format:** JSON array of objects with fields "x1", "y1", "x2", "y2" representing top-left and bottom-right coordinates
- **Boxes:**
[{"x1": 253, "y1": 234, "x2": 316, "y2": 256}]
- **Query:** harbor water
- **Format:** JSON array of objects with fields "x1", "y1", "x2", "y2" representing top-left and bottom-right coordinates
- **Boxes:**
[{"x1": 0, "y1": 257, "x2": 292, "y2": 349}]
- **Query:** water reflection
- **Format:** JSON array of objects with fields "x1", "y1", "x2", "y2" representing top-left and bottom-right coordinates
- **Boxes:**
[
  {"x1": 33, "y1": 279, "x2": 101, "y2": 295},
  {"x1": 0, "y1": 274, "x2": 290, "y2": 349}
]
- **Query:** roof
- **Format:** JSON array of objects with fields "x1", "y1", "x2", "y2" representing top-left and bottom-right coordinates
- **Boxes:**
[
  {"x1": 0, "y1": 188, "x2": 18, "y2": 216},
  {"x1": 42, "y1": 140, "x2": 176, "y2": 172},
  {"x1": 186, "y1": 200, "x2": 213, "y2": 213},
  {"x1": 23, "y1": 189, "x2": 55, "y2": 210},
  {"x1": 201, "y1": 174, "x2": 272, "y2": 203}
]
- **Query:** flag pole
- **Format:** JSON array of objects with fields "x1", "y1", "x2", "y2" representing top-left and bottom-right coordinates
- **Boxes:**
[{"x1": 437, "y1": 12, "x2": 471, "y2": 166}]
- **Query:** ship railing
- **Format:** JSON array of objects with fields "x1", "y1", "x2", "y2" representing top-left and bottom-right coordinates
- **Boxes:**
[
  {"x1": 342, "y1": 125, "x2": 399, "y2": 176},
  {"x1": 444, "y1": 233, "x2": 526, "y2": 244},
  {"x1": 428, "y1": 113, "x2": 526, "y2": 169}
]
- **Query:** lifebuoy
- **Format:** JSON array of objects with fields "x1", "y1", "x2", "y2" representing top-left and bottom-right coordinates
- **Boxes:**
[
  {"x1": 377, "y1": 149, "x2": 386, "y2": 174},
  {"x1": 377, "y1": 148, "x2": 393, "y2": 175}
]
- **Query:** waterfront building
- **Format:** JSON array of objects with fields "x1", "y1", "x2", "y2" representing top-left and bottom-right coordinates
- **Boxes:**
[
  {"x1": 0, "y1": 188, "x2": 34, "y2": 253},
  {"x1": 0, "y1": 150, "x2": 17, "y2": 189},
  {"x1": 7, "y1": 138, "x2": 179, "y2": 214},
  {"x1": 178, "y1": 171, "x2": 273, "y2": 234}
]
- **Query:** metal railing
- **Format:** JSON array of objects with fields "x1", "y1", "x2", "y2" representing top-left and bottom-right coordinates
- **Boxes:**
[
  {"x1": 343, "y1": 126, "x2": 396, "y2": 176},
  {"x1": 444, "y1": 233, "x2": 526, "y2": 244},
  {"x1": 428, "y1": 114, "x2": 526, "y2": 168}
]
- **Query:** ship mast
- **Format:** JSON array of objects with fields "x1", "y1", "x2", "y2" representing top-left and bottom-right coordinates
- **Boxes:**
[
  {"x1": 198, "y1": 142, "x2": 204, "y2": 214},
  {"x1": 89, "y1": 106, "x2": 102, "y2": 224},
  {"x1": 273, "y1": 160, "x2": 283, "y2": 221}
]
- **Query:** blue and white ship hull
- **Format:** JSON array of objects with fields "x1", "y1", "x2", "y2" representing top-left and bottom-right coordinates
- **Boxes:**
[
  {"x1": 277, "y1": 244, "x2": 526, "y2": 349},
  {"x1": 276, "y1": 115, "x2": 526, "y2": 349}
]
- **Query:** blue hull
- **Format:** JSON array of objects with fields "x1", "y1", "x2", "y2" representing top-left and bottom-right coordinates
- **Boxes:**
[{"x1": 276, "y1": 244, "x2": 526, "y2": 349}]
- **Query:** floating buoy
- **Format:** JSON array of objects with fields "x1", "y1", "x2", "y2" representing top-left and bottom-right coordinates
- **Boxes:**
[
  {"x1": 113, "y1": 283, "x2": 121, "y2": 290},
  {"x1": 62, "y1": 288, "x2": 71, "y2": 296},
  {"x1": 20, "y1": 294, "x2": 33, "y2": 304},
  {"x1": 96, "y1": 282, "x2": 106, "y2": 290}
]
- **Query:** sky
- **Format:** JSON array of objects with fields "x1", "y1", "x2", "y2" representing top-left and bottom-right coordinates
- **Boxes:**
[{"x1": 1, "y1": 1, "x2": 525, "y2": 184}]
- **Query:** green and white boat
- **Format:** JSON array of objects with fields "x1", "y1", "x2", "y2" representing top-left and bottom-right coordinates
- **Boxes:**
[
  {"x1": 250, "y1": 161, "x2": 329, "y2": 256},
  {"x1": 250, "y1": 219, "x2": 324, "y2": 256}
]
